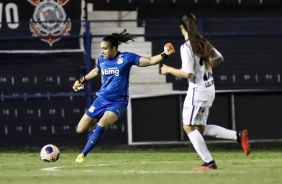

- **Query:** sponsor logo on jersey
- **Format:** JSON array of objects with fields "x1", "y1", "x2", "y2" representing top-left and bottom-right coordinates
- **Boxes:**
[
  {"x1": 205, "y1": 80, "x2": 214, "y2": 87},
  {"x1": 28, "y1": 0, "x2": 71, "y2": 46},
  {"x1": 101, "y1": 68, "x2": 120, "y2": 76}
]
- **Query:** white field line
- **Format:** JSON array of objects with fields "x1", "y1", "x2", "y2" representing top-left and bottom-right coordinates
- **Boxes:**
[
  {"x1": 40, "y1": 164, "x2": 109, "y2": 171},
  {"x1": 85, "y1": 170, "x2": 247, "y2": 174},
  {"x1": 40, "y1": 164, "x2": 247, "y2": 174}
]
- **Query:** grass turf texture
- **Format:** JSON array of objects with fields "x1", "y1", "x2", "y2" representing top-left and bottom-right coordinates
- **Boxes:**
[{"x1": 0, "y1": 148, "x2": 281, "y2": 184}]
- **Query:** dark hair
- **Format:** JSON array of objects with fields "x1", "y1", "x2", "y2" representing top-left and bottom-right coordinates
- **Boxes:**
[
  {"x1": 180, "y1": 13, "x2": 214, "y2": 69},
  {"x1": 102, "y1": 29, "x2": 135, "y2": 48},
  {"x1": 180, "y1": 13, "x2": 197, "y2": 30}
]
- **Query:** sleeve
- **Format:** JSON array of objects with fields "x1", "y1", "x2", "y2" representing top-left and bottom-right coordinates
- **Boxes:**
[
  {"x1": 97, "y1": 56, "x2": 102, "y2": 70},
  {"x1": 126, "y1": 52, "x2": 142, "y2": 66},
  {"x1": 211, "y1": 47, "x2": 222, "y2": 60},
  {"x1": 180, "y1": 43, "x2": 194, "y2": 75}
]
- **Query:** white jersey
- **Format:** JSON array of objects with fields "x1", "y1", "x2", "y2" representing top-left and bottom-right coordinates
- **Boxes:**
[{"x1": 180, "y1": 40, "x2": 222, "y2": 107}]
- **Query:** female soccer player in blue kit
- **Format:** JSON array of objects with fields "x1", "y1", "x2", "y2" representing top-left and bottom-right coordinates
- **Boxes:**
[
  {"x1": 72, "y1": 29, "x2": 175, "y2": 163},
  {"x1": 161, "y1": 13, "x2": 250, "y2": 170}
]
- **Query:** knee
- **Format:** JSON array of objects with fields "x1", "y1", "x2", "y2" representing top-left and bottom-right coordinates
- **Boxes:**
[
  {"x1": 76, "y1": 126, "x2": 84, "y2": 134},
  {"x1": 183, "y1": 125, "x2": 205, "y2": 135},
  {"x1": 183, "y1": 125, "x2": 194, "y2": 134},
  {"x1": 76, "y1": 125, "x2": 89, "y2": 134}
]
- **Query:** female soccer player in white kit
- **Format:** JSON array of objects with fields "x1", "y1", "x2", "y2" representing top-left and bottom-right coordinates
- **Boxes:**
[{"x1": 161, "y1": 13, "x2": 250, "y2": 170}]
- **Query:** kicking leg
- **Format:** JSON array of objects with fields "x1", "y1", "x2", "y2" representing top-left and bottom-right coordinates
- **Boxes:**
[
  {"x1": 204, "y1": 125, "x2": 251, "y2": 155},
  {"x1": 203, "y1": 124, "x2": 237, "y2": 140},
  {"x1": 76, "y1": 111, "x2": 118, "y2": 163}
]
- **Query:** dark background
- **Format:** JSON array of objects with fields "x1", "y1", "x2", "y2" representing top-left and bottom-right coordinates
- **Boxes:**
[{"x1": 1, "y1": 0, "x2": 282, "y2": 148}]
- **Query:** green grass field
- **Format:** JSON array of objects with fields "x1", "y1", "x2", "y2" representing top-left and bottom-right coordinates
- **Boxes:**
[{"x1": 0, "y1": 147, "x2": 281, "y2": 184}]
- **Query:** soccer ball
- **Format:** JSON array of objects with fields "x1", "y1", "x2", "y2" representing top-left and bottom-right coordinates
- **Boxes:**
[{"x1": 40, "y1": 144, "x2": 60, "y2": 162}]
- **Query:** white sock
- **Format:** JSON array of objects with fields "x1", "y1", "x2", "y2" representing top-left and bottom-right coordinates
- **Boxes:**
[
  {"x1": 188, "y1": 129, "x2": 213, "y2": 163},
  {"x1": 203, "y1": 124, "x2": 237, "y2": 140}
]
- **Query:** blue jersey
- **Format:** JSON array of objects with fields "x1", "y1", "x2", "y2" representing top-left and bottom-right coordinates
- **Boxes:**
[{"x1": 96, "y1": 52, "x2": 141, "y2": 102}]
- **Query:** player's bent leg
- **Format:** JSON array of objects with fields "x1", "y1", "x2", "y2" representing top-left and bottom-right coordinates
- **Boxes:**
[
  {"x1": 75, "y1": 111, "x2": 118, "y2": 163},
  {"x1": 98, "y1": 111, "x2": 119, "y2": 128},
  {"x1": 75, "y1": 124, "x2": 107, "y2": 163},
  {"x1": 204, "y1": 124, "x2": 237, "y2": 140},
  {"x1": 183, "y1": 124, "x2": 205, "y2": 135},
  {"x1": 76, "y1": 113, "x2": 98, "y2": 133}
]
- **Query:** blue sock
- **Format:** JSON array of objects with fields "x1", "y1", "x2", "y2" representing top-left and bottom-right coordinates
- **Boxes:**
[
  {"x1": 87, "y1": 124, "x2": 97, "y2": 140},
  {"x1": 82, "y1": 124, "x2": 106, "y2": 156}
]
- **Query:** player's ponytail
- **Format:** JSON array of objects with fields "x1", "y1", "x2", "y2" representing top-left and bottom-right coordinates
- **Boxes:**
[
  {"x1": 180, "y1": 13, "x2": 214, "y2": 70},
  {"x1": 102, "y1": 29, "x2": 135, "y2": 48},
  {"x1": 112, "y1": 29, "x2": 135, "y2": 45}
]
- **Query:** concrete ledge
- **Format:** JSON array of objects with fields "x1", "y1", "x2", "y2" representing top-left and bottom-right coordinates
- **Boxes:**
[{"x1": 88, "y1": 11, "x2": 137, "y2": 20}]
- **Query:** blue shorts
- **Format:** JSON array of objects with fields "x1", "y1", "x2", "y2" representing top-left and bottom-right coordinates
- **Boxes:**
[{"x1": 86, "y1": 96, "x2": 128, "y2": 120}]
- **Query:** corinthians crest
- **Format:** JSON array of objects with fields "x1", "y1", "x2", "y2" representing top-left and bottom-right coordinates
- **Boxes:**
[{"x1": 28, "y1": 0, "x2": 71, "y2": 46}]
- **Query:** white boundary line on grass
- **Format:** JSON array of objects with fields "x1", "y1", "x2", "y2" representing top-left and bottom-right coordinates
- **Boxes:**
[
  {"x1": 40, "y1": 165, "x2": 247, "y2": 174},
  {"x1": 40, "y1": 164, "x2": 109, "y2": 171},
  {"x1": 84, "y1": 170, "x2": 248, "y2": 174}
]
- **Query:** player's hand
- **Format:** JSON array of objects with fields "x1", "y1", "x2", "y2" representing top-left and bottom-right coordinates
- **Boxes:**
[
  {"x1": 161, "y1": 43, "x2": 175, "y2": 59},
  {"x1": 73, "y1": 76, "x2": 87, "y2": 91},
  {"x1": 164, "y1": 43, "x2": 175, "y2": 56},
  {"x1": 161, "y1": 64, "x2": 170, "y2": 75}
]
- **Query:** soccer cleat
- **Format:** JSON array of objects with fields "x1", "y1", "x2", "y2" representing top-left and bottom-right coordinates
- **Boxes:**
[
  {"x1": 193, "y1": 160, "x2": 217, "y2": 171},
  {"x1": 75, "y1": 153, "x2": 85, "y2": 163},
  {"x1": 238, "y1": 130, "x2": 251, "y2": 156}
]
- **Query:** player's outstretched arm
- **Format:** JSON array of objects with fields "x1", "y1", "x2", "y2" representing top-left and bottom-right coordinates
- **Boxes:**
[
  {"x1": 72, "y1": 67, "x2": 100, "y2": 91},
  {"x1": 139, "y1": 43, "x2": 175, "y2": 67},
  {"x1": 211, "y1": 56, "x2": 224, "y2": 68},
  {"x1": 161, "y1": 64, "x2": 192, "y2": 79},
  {"x1": 210, "y1": 47, "x2": 224, "y2": 68}
]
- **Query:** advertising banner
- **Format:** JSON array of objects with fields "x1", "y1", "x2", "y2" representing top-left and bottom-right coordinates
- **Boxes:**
[{"x1": 0, "y1": 0, "x2": 83, "y2": 52}]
